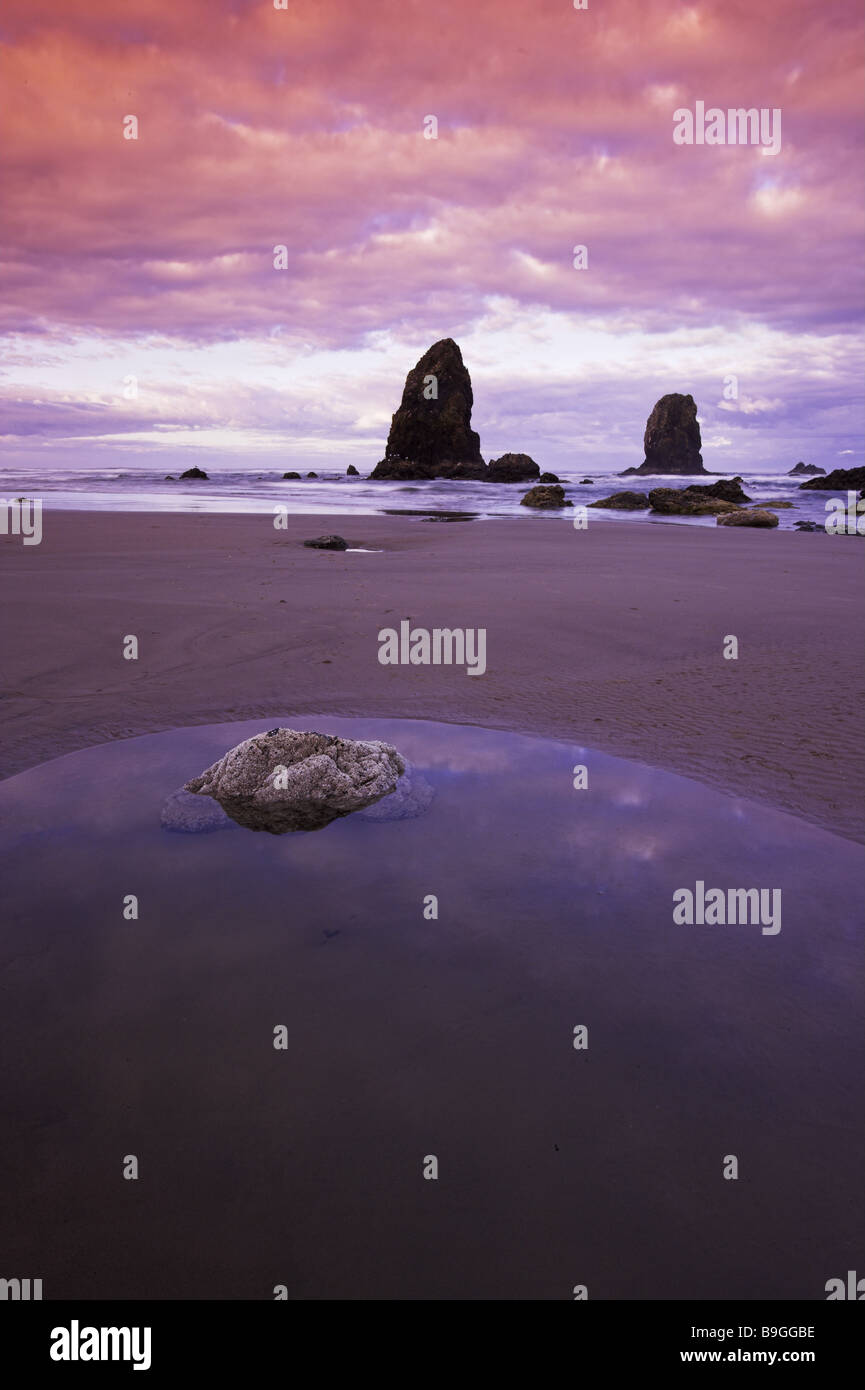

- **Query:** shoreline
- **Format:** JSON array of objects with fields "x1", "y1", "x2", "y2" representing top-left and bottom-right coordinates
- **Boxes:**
[{"x1": 1, "y1": 509, "x2": 862, "y2": 842}]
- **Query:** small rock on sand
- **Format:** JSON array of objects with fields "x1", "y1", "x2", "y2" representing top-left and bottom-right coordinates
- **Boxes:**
[{"x1": 303, "y1": 535, "x2": 348, "y2": 550}]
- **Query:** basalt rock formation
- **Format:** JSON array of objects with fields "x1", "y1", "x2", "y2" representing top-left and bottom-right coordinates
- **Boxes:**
[
  {"x1": 788, "y1": 462, "x2": 824, "y2": 476},
  {"x1": 684, "y1": 477, "x2": 750, "y2": 503},
  {"x1": 621, "y1": 393, "x2": 706, "y2": 476},
  {"x1": 798, "y1": 465, "x2": 865, "y2": 491},
  {"x1": 716, "y1": 509, "x2": 779, "y2": 528},
  {"x1": 487, "y1": 453, "x2": 541, "y2": 483},
  {"x1": 371, "y1": 339, "x2": 486, "y2": 480},
  {"x1": 587, "y1": 491, "x2": 649, "y2": 510},
  {"x1": 648, "y1": 487, "x2": 738, "y2": 516},
  {"x1": 185, "y1": 728, "x2": 405, "y2": 833},
  {"x1": 520, "y1": 484, "x2": 572, "y2": 509},
  {"x1": 180, "y1": 466, "x2": 209, "y2": 480}
]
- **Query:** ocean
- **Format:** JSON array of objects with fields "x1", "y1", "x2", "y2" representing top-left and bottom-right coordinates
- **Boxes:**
[{"x1": 0, "y1": 464, "x2": 842, "y2": 531}]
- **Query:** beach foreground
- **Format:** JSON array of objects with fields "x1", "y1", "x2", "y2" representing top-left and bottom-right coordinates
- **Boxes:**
[{"x1": 1, "y1": 510, "x2": 862, "y2": 842}]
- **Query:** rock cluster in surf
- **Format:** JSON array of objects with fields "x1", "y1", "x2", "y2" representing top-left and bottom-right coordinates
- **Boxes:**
[
  {"x1": 788, "y1": 462, "x2": 824, "y2": 476},
  {"x1": 590, "y1": 478, "x2": 750, "y2": 516},
  {"x1": 370, "y1": 340, "x2": 540, "y2": 483}
]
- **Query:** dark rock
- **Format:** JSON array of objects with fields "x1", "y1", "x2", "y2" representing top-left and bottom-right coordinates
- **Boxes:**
[
  {"x1": 648, "y1": 487, "x2": 738, "y2": 516},
  {"x1": 164, "y1": 474, "x2": 175, "y2": 480},
  {"x1": 487, "y1": 453, "x2": 541, "y2": 483},
  {"x1": 185, "y1": 728, "x2": 405, "y2": 834},
  {"x1": 788, "y1": 462, "x2": 825, "y2": 476},
  {"x1": 283, "y1": 471, "x2": 301, "y2": 479},
  {"x1": 683, "y1": 476, "x2": 751, "y2": 503},
  {"x1": 799, "y1": 466, "x2": 865, "y2": 491},
  {"x1": 370, "y1": 339, "x2": 486, "y2": 480},
  {"x1": 180, "y1": 466, "x2": 208, "y2": 480},
  {"x1": 383, "y1": 508, "x2": 478, "y2": 520},
  {"x1": 303, "y1": 535, "x2": 348, "y2": 550},
  {"x1": 538, "y1": 472, "x2": 560, "y2": 484},
  {"x1": 579, "y1": 478, "x2": 594, "y2": 484},
  {"x1": 520, "y1": 485, "x2": 572, "y2": 509},
  {"x1": 622, "y1": 393, "x2": 706, "y2": 475},
  {"x1": 306, "y1": 471, "x2": 318, "y2": 478},
  {"x1": 794, "y1": 520, "x2": 825, "y2": 532},
  {"x1": 346, "y1": 465, "x2": 359, "y2": 476},
  {"x1": 587, "y1": 491, "x2": 649, "y2": 511},
  {"x1": 716, "y1": 509, "x2": 779, "y2": 528}
]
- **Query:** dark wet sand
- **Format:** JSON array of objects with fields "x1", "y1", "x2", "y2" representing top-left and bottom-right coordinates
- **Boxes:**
[{"x1": 1, "y1": 510, "x2": 862, "y2": 841}]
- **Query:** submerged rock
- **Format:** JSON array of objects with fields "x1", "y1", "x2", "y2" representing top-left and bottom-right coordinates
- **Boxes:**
[
  {"x1": 180, "y1": 466, "x2": 209, "y2": 480},
  {"x1": 160, "y1": 788, "x2": 233, "y2": 834},
  {"x1": 487, "y1": 453, "x2": 540, "y2": 483},
  {"x1": 357, "y1": 763, "x2": 435, "y2": 821},
  {"x1": 520, "y1": 484, "x2": 572, "y2": 509},
  {"x1": 579, "y1": 478, "x2": 594, "y2": 484},
  {"x1": 303, "y1": 535, "x2": 348, "y2": 550},
  {"x1": 538, "y1": 472, "x2": 560, "y2": 483},
  {"x1": 799, "y1": 465, "x2": 865, "y2": 491},
  {"x1": 185, "y1": 728, "x2": 405, "y2": 833},
  {"x1": 587, "y1": 490, "x2": 649, "y2": 511},
  {"x1": 371, "y1": 339, "x2": 485, "y2": 480},
  {"x1": 621, "y1": 393, "x2": 706, "y2": 476},
  {"x1": 788, "y1": 461, "x2": 825, "y2": 476},
  {"x1": 283, "y1": 471, "x2": 301, "y2": 479},
  {"x1": 794, "y1": 520, "x2": 825, "y2": 532},
  {"x1": 716, "y1": 509, "x2": 779, "y2": 528}
]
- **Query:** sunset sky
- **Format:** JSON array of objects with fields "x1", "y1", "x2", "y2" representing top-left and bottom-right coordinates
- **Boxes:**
[{"x1": 1, "y1": 0, "x2": 863, "y2": 474}]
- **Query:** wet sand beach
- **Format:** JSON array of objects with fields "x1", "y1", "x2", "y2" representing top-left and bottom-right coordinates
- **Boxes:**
[{"x1": 1, "y1": 509, "x2": 862, "y2": 842}]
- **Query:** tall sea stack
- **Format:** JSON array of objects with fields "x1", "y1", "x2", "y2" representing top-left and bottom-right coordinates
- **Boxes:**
[
  {"x1": 622, "y1": 393, "x2": 706, "y2": 476},
  {"x1": 370, "y1": 339, "x2": 487, "y2": 480}
]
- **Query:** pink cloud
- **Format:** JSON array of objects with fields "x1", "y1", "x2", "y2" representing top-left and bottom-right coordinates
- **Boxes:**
[{"x1": 0, "y1": 0, "x2": 861, "y2": 344}]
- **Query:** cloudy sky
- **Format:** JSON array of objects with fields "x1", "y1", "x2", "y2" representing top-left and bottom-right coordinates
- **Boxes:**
[{"x1": 1, "y1": 0, "x2": 862, "y2": 474}]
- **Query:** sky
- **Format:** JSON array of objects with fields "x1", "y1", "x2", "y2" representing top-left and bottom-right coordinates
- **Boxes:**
[{"x1": 1, "y1": 0, "x2": 863, "y2": 475}]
